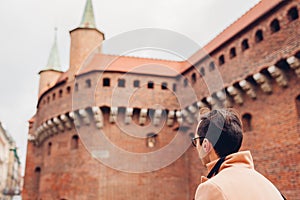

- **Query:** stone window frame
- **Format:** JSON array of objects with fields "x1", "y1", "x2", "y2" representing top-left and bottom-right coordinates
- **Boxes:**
[
  {"x1": 242, "y1": 113, "x2": 252, "y2": 132},
  {"x1": 255, "y1": 29, "x2": 264, "y2": 43},
  {"x1": 241, "y1": 39, "x2": 250, "y2": 51},
  {"x1": 230, "y1": 47, "x2": 237, "y2": 58},
  {"x1": 148, "y1": 81, "x2": 154, "y2": 89},
  {"x1": 218, "y1": 55, "x2": 225, "y2": 65},
  {"x1": 86, "y1": 79, "x2": 92, "y2": 88},
  {"x1": 209, "y1": 61, "x2": 215, "y2": 71},
  {"x1": 161, "y1": 82, "x2": 168, "y2": 90},
  {"x1": 118, "y1": 79, "x2": 126, "y2": 87},
  {"x1": 296, "y1": 95, "x2": 300, "y2": 118},
  {"x1": 133, "y1": 80, "x2": 140, "y2": 88},
  {"x1": 287, "y1": 6, "x2": 299, "y2": 22},
  {"x1": 71, "y1": 135, "x2": 79, "y2": 150},
  {"x1": 103, "y1": 78, "x2": 110, "y2": 87},
  {"x1": 270, "y1": 18, "x2": 280, "y2": 33}
]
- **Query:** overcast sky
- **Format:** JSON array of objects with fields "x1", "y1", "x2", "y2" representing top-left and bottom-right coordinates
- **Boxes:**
[{"x1": 0, "y1": 0, "x2": 260, "y2": 172}]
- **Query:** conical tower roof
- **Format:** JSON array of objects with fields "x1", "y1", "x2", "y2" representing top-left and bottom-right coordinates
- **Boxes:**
[
  {"x1": 79, "y1": 0, "x2": 96, "y2": 28},
  {"x1": 45, "y1": 28, "x2": 61, "y2": 71}
]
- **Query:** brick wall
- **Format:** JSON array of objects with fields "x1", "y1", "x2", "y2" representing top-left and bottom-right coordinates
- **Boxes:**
[{"x1": 23, "y1": 0, "x2": 300, "y2": 199}]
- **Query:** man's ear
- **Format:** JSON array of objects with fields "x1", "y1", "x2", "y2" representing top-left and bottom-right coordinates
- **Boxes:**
[{"x1": 202, "y1": 138, "x2": 212, "y2": 153}]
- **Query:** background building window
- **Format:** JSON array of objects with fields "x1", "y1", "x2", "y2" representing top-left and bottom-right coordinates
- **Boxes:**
[
  {"x1": 219, "y1": 55, "x2": 225, "y2": 65},
  {"x1": 191, "y1": 73, "x2": 197, "y2": 83},
  {"x1": 242, "y1": 113, "x2": 252, "y2": 132},
  {"x1": 47, "y1": 142, "x2": 52, "y2": 156},
  {"x1": 270, "y1": 19, "x2": 280, "y2": 33},
  {"x1": 184, "y1": 78, "x2": 188, "y2": 87},
  {"x1": 71, "y1": 135, "x2": 79, "y2": 149},
  {"x1": 66, "y1": 86, "x2": 71, "y2": 94},
  {"x1": 287, "y1": 7, "x2": 299, "y2": 21},
  {"x1": 34, "y1": 167, "x2": 41, "y2": 191},
  {"x1": 230, "y1": 47, "x2": 236, "y2": 58},
  {"x1": 52, "y1": 93, "x2": 56, "y2": 100},
  {"x1": 86, "y1": 79, "x2": 91, "y2": 88},
  {"x1": 148, "y1": 81, "x2": 154, "y2": 89},
  {"x1": 59, "y1": 89, "x2": 63, "y2": 98},
  {"x1": 200, "y1": 67, "x2": 205, "y2": 76},
  {"x1": 255, "y1": 30, "x2": 264, "y2": 43},
  {"x1": 172, "y1": 83, "x2": 177, "y2": 92},
  {"x1": 209, "y1": 61, "x2": 215, "y2": 71},
  {"x1": 75, "y1": 83, "x2": 79, "y2": 91},
  {"x1": 103, "y1": 78, "x2": 110, "y2": 87},
  {"x1": 118, "y1": 79, "x2": 125, "y2": 87},
  {"x1": 241, "y1": 39, "x2": 249, "y2": 51},
  {"x1": 161, "y1": 82, "x2": 168, "y2": 90},
  {"x1": 133, "y1": 80, "x2": 140, "y2": 88},
  {"x1": 296, "y1": 95, "x2": 300, "y2": 117}
]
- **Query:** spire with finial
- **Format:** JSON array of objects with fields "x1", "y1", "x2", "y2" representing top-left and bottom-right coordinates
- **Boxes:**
[
  {"x1": 79, "y1": 0, "x2": 96, "y2": 28},
  {"x1": 45, "y1": 28, "x2": 61, "y2": 71}
]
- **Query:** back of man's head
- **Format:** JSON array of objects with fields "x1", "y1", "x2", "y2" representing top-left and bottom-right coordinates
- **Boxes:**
[{"x1": 196, "y1": 108, "x2": 243, "y2": 157}]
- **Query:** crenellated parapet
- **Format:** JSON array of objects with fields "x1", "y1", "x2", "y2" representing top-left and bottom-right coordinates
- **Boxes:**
[
  {"x1": 223, "y1": 54, "x2": 299, "y2": 106},
  {"x1": 287, "y1": 56, "x2": 300, "y2": 77},
  {"x1": 31, "y1": 105, "x2": 200, "y2": 146},
  {"x1": 31, "y1": 52, "x2": 300, "y2": 146}
]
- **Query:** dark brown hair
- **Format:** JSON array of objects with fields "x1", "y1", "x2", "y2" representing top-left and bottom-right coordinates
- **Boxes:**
[{"x1": 196, "y1": 108, "x2": 243, "y2": 157}]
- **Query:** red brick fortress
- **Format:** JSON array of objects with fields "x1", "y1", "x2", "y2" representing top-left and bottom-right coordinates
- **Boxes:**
[{"x1": 23, "y1": 0, "x2": 300, "y2": 199}]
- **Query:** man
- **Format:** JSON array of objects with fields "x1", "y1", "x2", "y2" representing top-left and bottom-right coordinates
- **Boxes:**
[{"x1": 192, "y1": 108, "x2": 285, "y2": 200}]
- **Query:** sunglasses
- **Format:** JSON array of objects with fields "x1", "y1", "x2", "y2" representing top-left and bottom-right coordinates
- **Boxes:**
[{"x1": 191, "y1": 136, "x2": 205, "y2": 147}]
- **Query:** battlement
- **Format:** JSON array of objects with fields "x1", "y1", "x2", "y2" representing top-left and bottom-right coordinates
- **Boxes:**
[{"x1": 31, "y1": 53, "x2": 300, "y2": 146}]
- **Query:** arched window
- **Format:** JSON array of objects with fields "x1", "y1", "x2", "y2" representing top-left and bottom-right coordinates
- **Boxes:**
[
  {"x1": 191, "y1": 73, "x2": 197, "y2": 83},
  {"x1": 270, "y1": 19, "x2": 280, "y2": 33},
  {"x1": 86, "y1": 79, "x2": 91, "y2": 88},
  {"x1": 52, "y1": 93, "x2": 56, "y2": 100},
  {"x1": 148, "y1": 81, "x2": 154, "y2": 89},
  {"x1": 219, "y1": 55, "x2": 225, "y2": 65},
  {"x1": 200, "y1": 67, "x2": 205, "y2": 76},
  {"x1": 59, "y1": 89, "x2": 63, "y2": 98},
  {"x1": 172, "y1": 83, "x2": 177, "y2": 92},
  {"x1": 118, "y1": 79, "x2": 125, "y2": 87},
  {"x1": 103, "y1": 78, "x2": 110, "y2": 87},
  {"x1": 287, "y1": 7, "x2": 299, "y2": 21},
  {"x1": 241, "y1": 39, "x2": 249, "y2": 51},
  {"x1": 66, "y1": 86, "x2": 71, "y2": 94},
  {"x1": 133, "y1": 80, "x2": 140, "y2": 88},
  {"x1": 209, "y1": 61, "x2": 215, "y2": 71},
  {"x1": 34, "y1": 167, "x2": 41, "y2": 191},
  {"x1": 242, "y1": 113, "x2": 252, "y2": 132},
  {"x1": 184, "y1": 78, "x2": 188, "y2": 87},
  {"x1": 71, "y1": 135, "x2": 79, "y2": 149},
  {"x1": 47, "y1": 96, "x2": 50, "y2": 103},
  {"x1": 146, "y1": 133, "x2": 157, "y2": 148},
  {"x1": 47, "y1": 142, "x2": 52, "y2": 156},
  {"x1": 296, "y1": 95, "x2": 300, "y2": 117},
  {"x1": 75, "y1": 83, "x2": 79, "y2": 91},
  {"x1": 161, "y1": 82, "x2": 168, "y2": 90},
  {"x1": 255, "y1": 30, "x2": 264, "y2": 43},
  {"x1": 230, "y1": 47, "x2": 236, "y2": 58}
]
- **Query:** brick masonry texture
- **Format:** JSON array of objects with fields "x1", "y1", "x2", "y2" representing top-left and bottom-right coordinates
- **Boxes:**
[{"x1": 23, "y1": 1, "x2": 300, "y2": 199}]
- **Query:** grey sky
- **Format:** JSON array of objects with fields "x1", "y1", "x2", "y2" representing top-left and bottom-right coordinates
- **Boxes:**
[{"x1": 0, "y1": 0, "x2": 260, "y2": 173}]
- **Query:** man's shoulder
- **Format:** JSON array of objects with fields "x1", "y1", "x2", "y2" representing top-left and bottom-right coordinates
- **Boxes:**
[
  {"x1": 196, "y1": 167, "x2": 283, "y2": 200},
  {"x1": 195, "y1": 179, "x2": 228, "y2": 200}
]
